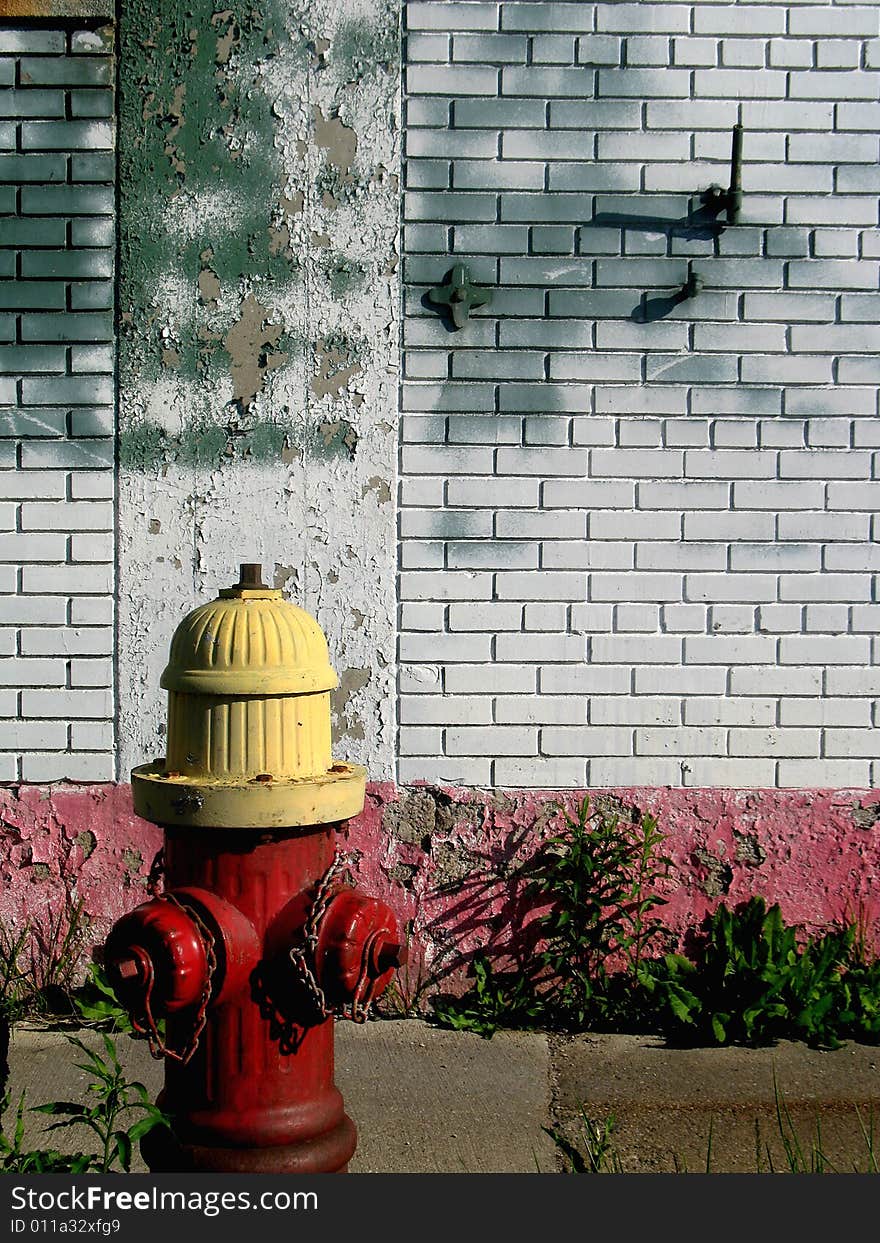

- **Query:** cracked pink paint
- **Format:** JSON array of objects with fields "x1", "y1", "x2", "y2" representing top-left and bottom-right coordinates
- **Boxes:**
[{"x1": 2, "y1": 783, "x2": 879, "y2": 986}]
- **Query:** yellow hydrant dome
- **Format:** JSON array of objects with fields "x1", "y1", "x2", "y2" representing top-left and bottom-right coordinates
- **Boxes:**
[{"x1": 161, "y1": 567, "x2": 338, "y2": 697}]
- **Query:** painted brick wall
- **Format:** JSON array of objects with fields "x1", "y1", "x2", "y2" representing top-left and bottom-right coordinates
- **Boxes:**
[
  {"x1": 0, "y1": 24, "x2": 115, "y2": 783},
  {"x1": 400, "y1": 0, "x2": 880, "y2": 789}
]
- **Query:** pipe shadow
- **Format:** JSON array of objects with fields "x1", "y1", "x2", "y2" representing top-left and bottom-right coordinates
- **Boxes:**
[{"x1": 587, "y1": 192, "x2": 728, "y2": 244}]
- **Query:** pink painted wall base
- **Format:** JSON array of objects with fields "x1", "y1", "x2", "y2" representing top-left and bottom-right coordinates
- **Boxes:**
[{"x1": 2, "y1": 783, "x2": 879, "y2": 996}]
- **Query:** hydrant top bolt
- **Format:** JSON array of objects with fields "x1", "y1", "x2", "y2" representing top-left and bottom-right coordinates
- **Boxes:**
[{"x1": 238, "y1": 563, "x2": 266, "y2": 589}]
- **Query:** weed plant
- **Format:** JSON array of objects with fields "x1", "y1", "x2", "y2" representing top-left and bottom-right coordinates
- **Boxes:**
[
  {"x1": 0, "y1": 1033, "x2": 170, "y2": 1174},
  {"x1": 434, "y1": 797, "x2": 880, "y2": 1049}
]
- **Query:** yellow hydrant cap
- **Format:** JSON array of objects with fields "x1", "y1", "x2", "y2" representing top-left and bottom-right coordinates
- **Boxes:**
[{"x1": 160, "y1": 563, "x2": 339, "y2": 696}]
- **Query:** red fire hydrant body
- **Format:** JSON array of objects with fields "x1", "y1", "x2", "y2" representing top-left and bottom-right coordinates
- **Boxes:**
[{"x1": 103, "y1": 565, "x2": 400, "y2": 1173}]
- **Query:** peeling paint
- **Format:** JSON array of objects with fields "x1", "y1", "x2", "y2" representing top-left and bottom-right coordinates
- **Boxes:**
[
  {"x1": 117, "y1": 0, "x2": 402, "y2": 780},
  {"x1": 223, "y1": 293, "x2": 288, "y2": 409},
  {"x1": 332, "y1": 667, "x2": 371, "y2": 744},
  {"x1": 311, "y1": 335, "x2": 363, "y2": 399},
  {"x1": 313, "y1": 104, "x2": 357, "y2": 174}
]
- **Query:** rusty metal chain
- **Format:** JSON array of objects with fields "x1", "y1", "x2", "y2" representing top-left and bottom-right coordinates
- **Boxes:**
[
  {"x1": 288, "y1": 851, "x2": 376, "y2": 1024},
  {"x1": 131, "y1": 891, "x2": 217, "y2": 1065}
]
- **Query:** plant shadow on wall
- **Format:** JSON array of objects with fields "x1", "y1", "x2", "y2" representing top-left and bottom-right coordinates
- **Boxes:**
[{"x1": 430, "y1": 798, "x2": 880, "y2": 1050}]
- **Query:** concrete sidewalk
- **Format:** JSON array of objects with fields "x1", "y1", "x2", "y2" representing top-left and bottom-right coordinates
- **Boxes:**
[{"x1": 6, "y1": 1020, "x2": 880, "y2": 1174}]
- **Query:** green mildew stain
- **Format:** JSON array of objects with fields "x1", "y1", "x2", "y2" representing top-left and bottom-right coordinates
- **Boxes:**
[
  {"x1": 119, "y1": 0, "x2": 304, "y2": 397},
  {"x1": 119, "y1": 414, "x2": 361, "y2": 470},
  {"x1": 333, "y1": 6, "x2": 399, "y2": 84},
  {"x1": 325, "y1": 251, "x2": 367, "y2": 300}
]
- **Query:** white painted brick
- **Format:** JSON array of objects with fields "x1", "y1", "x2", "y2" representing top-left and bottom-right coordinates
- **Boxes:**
[
  {"x1": 634, "y1": 666, "x2": 726, "y2": 695},
  {"x1": 69, "y1": 721, "x2": 113, "y2": 751},
  {"x1": 447, "y1": 540, "x2": 537, "y2": 570},
  {"x1": 0, "y1": 596, "x2": 66, "y2": 625},
  {"x1": 591, "y1": 757, "x2": 682, "y2": 785},
  {"x1": 2, "y1": 718, "x2": 67, "y2": 750},
  {"x1": 497, "y1": 633, "x2": 584, "y2": 661},
  {"x1": 0, "y1": 659, "x2": 66, "y2": 687},
  {"x1": 778, "y1": 574, "x2": 871, "y2": 602},
  {"x1": 445, "y1": 664, "x2": 536, "y2": 694},
  {"x1": 730, "y1": 667, "x2": 822, "y2": 697},
  {"x1": 683, "y1": 759, "x2": 778, "y2": 787},
  {"x1": 760, "y1": 422, "x2": 806, "y2": 450},
  {"x1": 524, "y1": 602, "x2": 568, "y2": 630},
  {"x1": 639, "y1": 481, "x2": 729, "y2": 510},
  {"x1": 20, "y1": 688, "x2": 112, "y2": 717},
  {"x1": 709, "y1": 605, "x2": 756, "y2": 634},
  {"x1": 541, "y1": 664, "x2": 630, "y2": 695},
  {"x1": 544, "y1": 480, "x2": 634, "y2": 508},
  {"x1": 780, "y1": 699, "x2": 871, "y2": 727},
  {"x1": 496, "y1": 510, "x2": 585, "y2": 539},
  {"x1": 685, "y1": 698, "x2": 776, "y2": 727},
  {"x1": 570, "y1": 603, "x2": 614, "y2": 631},
  {"x1": 399, "y1": 757, "x2": 493, "y2": 784},
  {"x1": 496, "y1": 571, "x2": 585, "y2": 600},
  {"x1": 733, "y1": 481, "x2": 824, "y2": 510},
  {"x1": 447, "y1": 479, "x2": 539, "y2": 507},
  {"x1": 685, "y1": 451, "x2": 777, "y2": 480},
  {"x1": 777, "y1": 760, "x2": 871, "y2": 787},
  {"x1": 542, "y1": 725, "x2": 633, "y2": 756},
  {"x1": 400, "y1": 696, "x2": 492, "y2": 725},
  {"x1": 495, "y1": 757, "x2": 586, "y2": 786},
  {"x1": 851, "y1": 606, "x2": 880, "y2": 633},
  {"x1": 638, "y1": 543, "x2": 727, "y2": 572},
  {"x1": 401, "y1": 541, "x2": 444, "y2": 569},
  {"x1": 590, "y1": 511, "x2": 679, "y2": 540},
  {"x1": 70, "y1": 472, "x2": 113, "y2": 500},
  {"x1": 399, "y1": 665, "x2": 442, "y2": 693},
  {"x1": 447, "y1": 725, "x2": 536, "y2": 756},
  {"x1": 400, "y1": 602, "x2": 445, "y2": 631},
  {"x1": 804, "y1": 604, "x2": 849, "y2": 633},
  {"x1": 592, "y1": 634, "x2": 681, "y2": 664},
  {"x1": 685, "y1": 512, "x2": 775, "y2": 541},
  {"x1": 637, "y1": 726, "x2": 725, "y2": 756},
  {"x1": 399, "y1": 727, "x2": 445, "y2": 755},
  {"x1": 827, "y1": 483, "x2": 880, "y2": 511},
  {"x1": 614, "y1": 604, "x2": 659, "y2": 632},
  {"x1": 827, "y1": 669, "x2": 880, "y2": 697},
  {"x1": 495, "y1": 696, "x2": 585, "y2": 725},
  {"x1": 448, "y1": 602, "x2": 522, "y2": 631},
  {"x1": 70, "y1": 533, "x2": 113, "y2": 562},
  {"x1": 662, "y1": 604, "x2": 707, "y2": 633},
  {"x1": 684, "y1": 636, "x2": 777, "y2": 665},
  {"x1": 780, "y1": 635, "x2": 871, "y2": 665},
  {"x1": 19, "y1": 752, "x2": 113, "y2": 782},
  {"x1": 0, "y1": 534, "x2": 69, "y2": 566},
  {"x1": 400, "y1": 572, "x2": 492, "y2": 601},
  {"x1": 730, "y1": 728, "x2": 819, "y2": 758},
  {"x1": 400, "y1": 633, "x2": 491, "y2": 662},
  {"x1": 729, "y1": 544, "x2": 820, "y2": 572},
  {"x1": 20, "y1": 627, "x2": 113, "y2": 657},
  {"x1": 592, "y1": 697, "x2": 679, "y2": 726},
  {"x1": 69, "y1": 659, "x2": 112, "y2": 687}
]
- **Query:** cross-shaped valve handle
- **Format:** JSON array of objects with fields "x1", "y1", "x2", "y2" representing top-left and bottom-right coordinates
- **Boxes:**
[{"x1": 428, "y1": 263, "x2": 493, "y2": 330}]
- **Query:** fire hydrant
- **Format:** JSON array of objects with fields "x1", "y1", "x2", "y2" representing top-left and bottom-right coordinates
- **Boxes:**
[{"x1": 103, "y1": 564, "x2": 401, "y2": 1173}]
